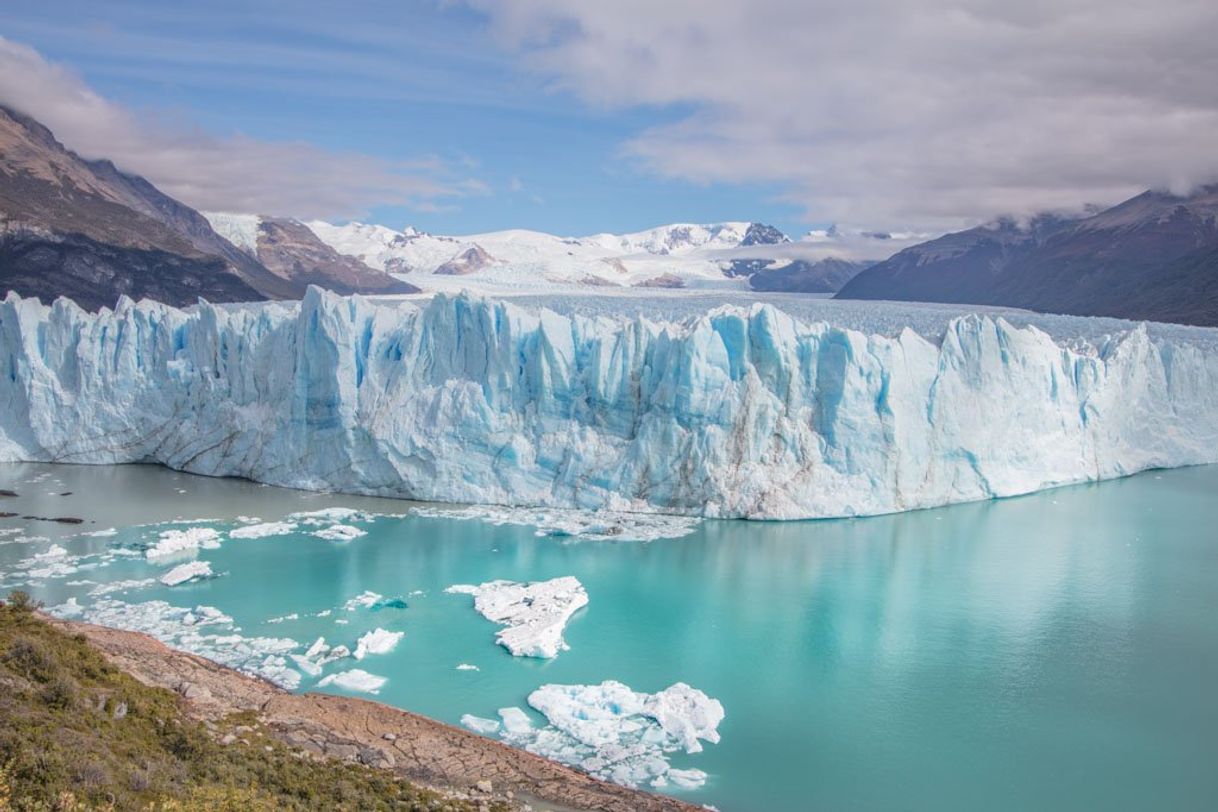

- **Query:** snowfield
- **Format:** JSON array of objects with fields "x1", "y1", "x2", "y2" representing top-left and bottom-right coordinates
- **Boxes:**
[{"x1": 1, "y1": 288, "x2": 1216, "y2": 520}]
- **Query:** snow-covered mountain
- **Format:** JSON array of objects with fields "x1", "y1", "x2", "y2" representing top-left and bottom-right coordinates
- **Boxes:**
[
  {"x1": 2, "y1": 288, "x2": 1215, "y2": 520},
  {"x1": 202, "y1": 212, "x2": 417, "y2": 296},
  {"x1": 302, "y1": 219, "x2": 886, "y2": 294}
]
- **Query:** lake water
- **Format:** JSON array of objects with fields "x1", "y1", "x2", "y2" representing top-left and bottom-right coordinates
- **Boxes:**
[{"x1": 1, "y1": 461, "x2": 1216, "y2": 811}]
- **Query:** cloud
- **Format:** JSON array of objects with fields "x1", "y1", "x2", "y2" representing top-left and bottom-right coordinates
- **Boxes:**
[
  {"x1": 0, "y1": 36, "x2": 481, "y2": 219},
  {"x1": 470, "y1": 0, "x2": 1218, "y2": 232}
]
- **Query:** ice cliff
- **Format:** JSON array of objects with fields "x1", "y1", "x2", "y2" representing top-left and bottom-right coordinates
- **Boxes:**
[{"x1": 1, "y1": 288, "x2": 1216, "y2": 520}]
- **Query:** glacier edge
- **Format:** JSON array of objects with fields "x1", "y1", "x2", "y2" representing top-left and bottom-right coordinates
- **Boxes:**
[{"x1": 1, "y1": 287, "x2": 1216, "y2": 520}]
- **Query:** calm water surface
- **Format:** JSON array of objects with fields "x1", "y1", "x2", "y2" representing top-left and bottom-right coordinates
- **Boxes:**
[{"x1": 1, "y1": 462, "x2": 1215, "y2": 811}]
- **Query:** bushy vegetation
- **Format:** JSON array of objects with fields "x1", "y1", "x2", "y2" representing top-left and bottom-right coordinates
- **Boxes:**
[{"x1": 0, "y1": 592, "x2": 497, "y2": 811}]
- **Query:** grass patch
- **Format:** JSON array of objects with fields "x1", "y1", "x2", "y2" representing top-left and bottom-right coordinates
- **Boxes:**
[{"x1": 0, "y1": 591, "x2": 505, "y2": 811}]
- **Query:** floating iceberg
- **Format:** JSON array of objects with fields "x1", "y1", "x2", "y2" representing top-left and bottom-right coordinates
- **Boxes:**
[
  {"x1": 145, "y1": 527, "x2": 221, "y2": 560},
  {"x1": 229, "y1": 521, "x2": 297, "y2": 539},
  {"x1": 353, "y1": 627, "x2": 404, "y2": 659},
  {"x1": 159, "y1": 560, "x2": 214, "y2": 586},
  {"x1": 318, "y1": 668, "x2": 387, "y2": 694},
  {"x1": 446, "y1": 576, "x2": 588, "y2": 658},
  {"x1": 2, "y1": 289, "x2": 1216, "y2": 519},
  {"x1": 311, "y1": 524, "x2": 366, "y2": 542},
  {"x1": 463, "y1": 680, "x2": 724, "y2": 790}
]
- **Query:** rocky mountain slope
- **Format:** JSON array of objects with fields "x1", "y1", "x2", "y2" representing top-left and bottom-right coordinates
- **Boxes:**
[
  {"x1": 0, "y1": 105, "x2": 415, "y2": 310},
  {"x1": 837, "y1": 188, "x2": 1218, "y2": 326}
]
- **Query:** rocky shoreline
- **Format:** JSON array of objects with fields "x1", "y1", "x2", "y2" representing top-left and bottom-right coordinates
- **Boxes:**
[{"x1": 45, "y1": 614, "x2": 700, "y2": 812}]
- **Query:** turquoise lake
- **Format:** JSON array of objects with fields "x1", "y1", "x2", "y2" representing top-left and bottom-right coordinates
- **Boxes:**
[{"x1": 1, "y1": 461, "x2": 1216, "y2": 811}]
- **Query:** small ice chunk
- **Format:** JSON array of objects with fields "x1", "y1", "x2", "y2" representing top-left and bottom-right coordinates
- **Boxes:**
[
  {"x1": 461, "y1": 714, "x2": 500, "y2": 735},
  {"x1": 318, "y1": 669, "x2": 386, "y2": 694},
  {"x1": 353, "y1": 628, "x2": 404, "y2": 660},
  {"x1": 159, "y1": 560, "x2": 213, "y2": 586},
  {"x1": 446, "y1": 576, "x2": 588, "y2": 658},
  {"x1": 49, "y1": 597, "x2": 84, "y2": 617},
  {"x1": 311, "y1": 524, "x2": 366, "y2": 542},
  {"x1": 456, "y1": 663, "x2": 479, "y2": 671}
]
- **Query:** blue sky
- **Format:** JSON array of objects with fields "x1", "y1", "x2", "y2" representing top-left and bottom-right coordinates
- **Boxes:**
[
  {"x1": 4, "y1": 1, "x2": 1213, "y2": 238},
  {"x1": 0, "y1": 0, "x2": 807, "y2": 236}
]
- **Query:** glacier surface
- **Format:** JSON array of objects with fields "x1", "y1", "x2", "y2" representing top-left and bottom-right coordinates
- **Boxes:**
[{"x1": 1, "y1": 288, "x2": 1217, "y2": 520}]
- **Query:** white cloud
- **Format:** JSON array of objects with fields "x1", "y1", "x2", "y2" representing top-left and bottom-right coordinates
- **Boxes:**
[
  {"x1": 0, "y1": 36, "x2": 481, "y2": 219},
  {"x1": 470, "y1": 0, "x2": 1218, "y2": 232}
]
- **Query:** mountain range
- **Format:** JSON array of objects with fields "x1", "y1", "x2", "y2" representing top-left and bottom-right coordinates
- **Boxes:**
[
  {"x1": 837, "y1": 187, "x2": 1218, "y2": 326},
  {"x1": 0, "y1": 104, "x2": 416, "y2": 310},
  {"x1": 2, "y1": 103, "x2": 1215, "y2": 324}
]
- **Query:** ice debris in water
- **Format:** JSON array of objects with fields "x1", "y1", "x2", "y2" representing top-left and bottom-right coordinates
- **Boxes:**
[
  {"x1": 145, "y1": 527, "x2": 221, "y2": 560},
  {"x1": 229, "y1": 521, "x2": 297, "y2": 539},
  {"x1": 340, "y1": 590, "x2": 407, "y2": 612},
  {"x1": 456, "y1": 663, "x2": 479, "y2": 671},
  {"x1": 353, "y1": 628, "x2": 404, "y2": 660},
  {"x1": 311, "y1": 524, "x2": 366, "y2": 542},
  {"x1": 159, "y1": 560, "x2": 214, "y2": 586},
  {"x1": 318, "y1": 669, "x2": 386, "y2": 694},
  {"x1": 445, "y1": 576, "x2": 588, "y2": 659},
  {"x1": 290, "y1": 636, "x2": 352, "y2": 677},
  {"x1": 45, "y1": 598, "x2": 302, "y2": 688},
  {"x1": 411, "y1": 505, "x2": 700, "y2": 542},
  {"x1": 463, "y1": 680, "x2": 724, "y2": 790}
]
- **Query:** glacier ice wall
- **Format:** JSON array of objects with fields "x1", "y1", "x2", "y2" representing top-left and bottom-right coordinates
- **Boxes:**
[{"x1": 1, "y1": 288, "x2": 1216, "y2": 520}]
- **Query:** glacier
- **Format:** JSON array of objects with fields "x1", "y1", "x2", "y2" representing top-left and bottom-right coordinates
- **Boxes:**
[{"x1": 1, "y1": 288, "x2": 1216, "y2": 520}]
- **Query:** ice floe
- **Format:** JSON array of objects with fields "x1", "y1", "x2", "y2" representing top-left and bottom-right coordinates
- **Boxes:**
[
  {"x1": 145, "y1": 527, "x2": 221, "y2": 560},
  {"x1": 411, "y1": 505, "x2": 700, "y2": 542},
  {"x1": 446, "y1": 576, "x2": 587, "y2": 658},
  {"x1": 229, "y1": 521, "x2": 297, "y2": 539},
  {"x1": 456, "y1": 663, "x2": 479, "y2": 671},
  {"x1": 159, "y1": 560, "x2": 214, "y2": 586},
  {"x1": 311, "y1": 524, "x2": 366, "y2": 542},
  {"x1": 463, "y1": 680, "x2": 724, "y2": 790},
  {"x1": 318, "y1": 668, "x2": 386, "y2": 694},
  {"x1": 290, "y1": 635, "x2": 351, "y2": 676},
  {"x1": 353, "y1": 627, "x2": 404, "y2": 660}
]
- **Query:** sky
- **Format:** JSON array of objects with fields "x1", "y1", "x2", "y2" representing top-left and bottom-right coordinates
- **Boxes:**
[{"x1": 1, "y1": 0, "x2": 1216, "y2": 239}]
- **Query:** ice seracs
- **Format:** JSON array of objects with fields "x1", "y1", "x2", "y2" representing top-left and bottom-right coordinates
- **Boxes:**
[
  {"x1": 1, "y1": 290, "x2": 1216, "y2": 520},
  {"x1": 462, "y1": 680, "x2": 724, "y2": 790},
  {"x1": 446, "y1": 577, "x2": 588, "y2": 658}
]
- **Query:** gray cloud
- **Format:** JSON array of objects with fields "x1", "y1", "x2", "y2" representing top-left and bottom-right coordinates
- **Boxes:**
[
  {"x1": 471, "y1": 0, "x2": 1218, "y2": 232},
  {"x1": 0, "y1": 36, "x2": 484, "y2": 219}
]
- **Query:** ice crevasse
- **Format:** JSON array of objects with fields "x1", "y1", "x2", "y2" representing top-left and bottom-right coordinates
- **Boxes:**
[{"x1": 1, "y1": 287, "x2": 1216, "y2": 520}]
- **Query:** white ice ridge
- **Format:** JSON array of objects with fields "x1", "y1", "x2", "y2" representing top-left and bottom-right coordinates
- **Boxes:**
[
  {"x1": 446, "y1": 577, "x2": 588, "y2": 658},
  {"x1": 2, "y1": 289, "x2": 1217, "y2": 519},
  {"x1": 462, "y1": 680, "x2": 724, "y2": 790}
]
